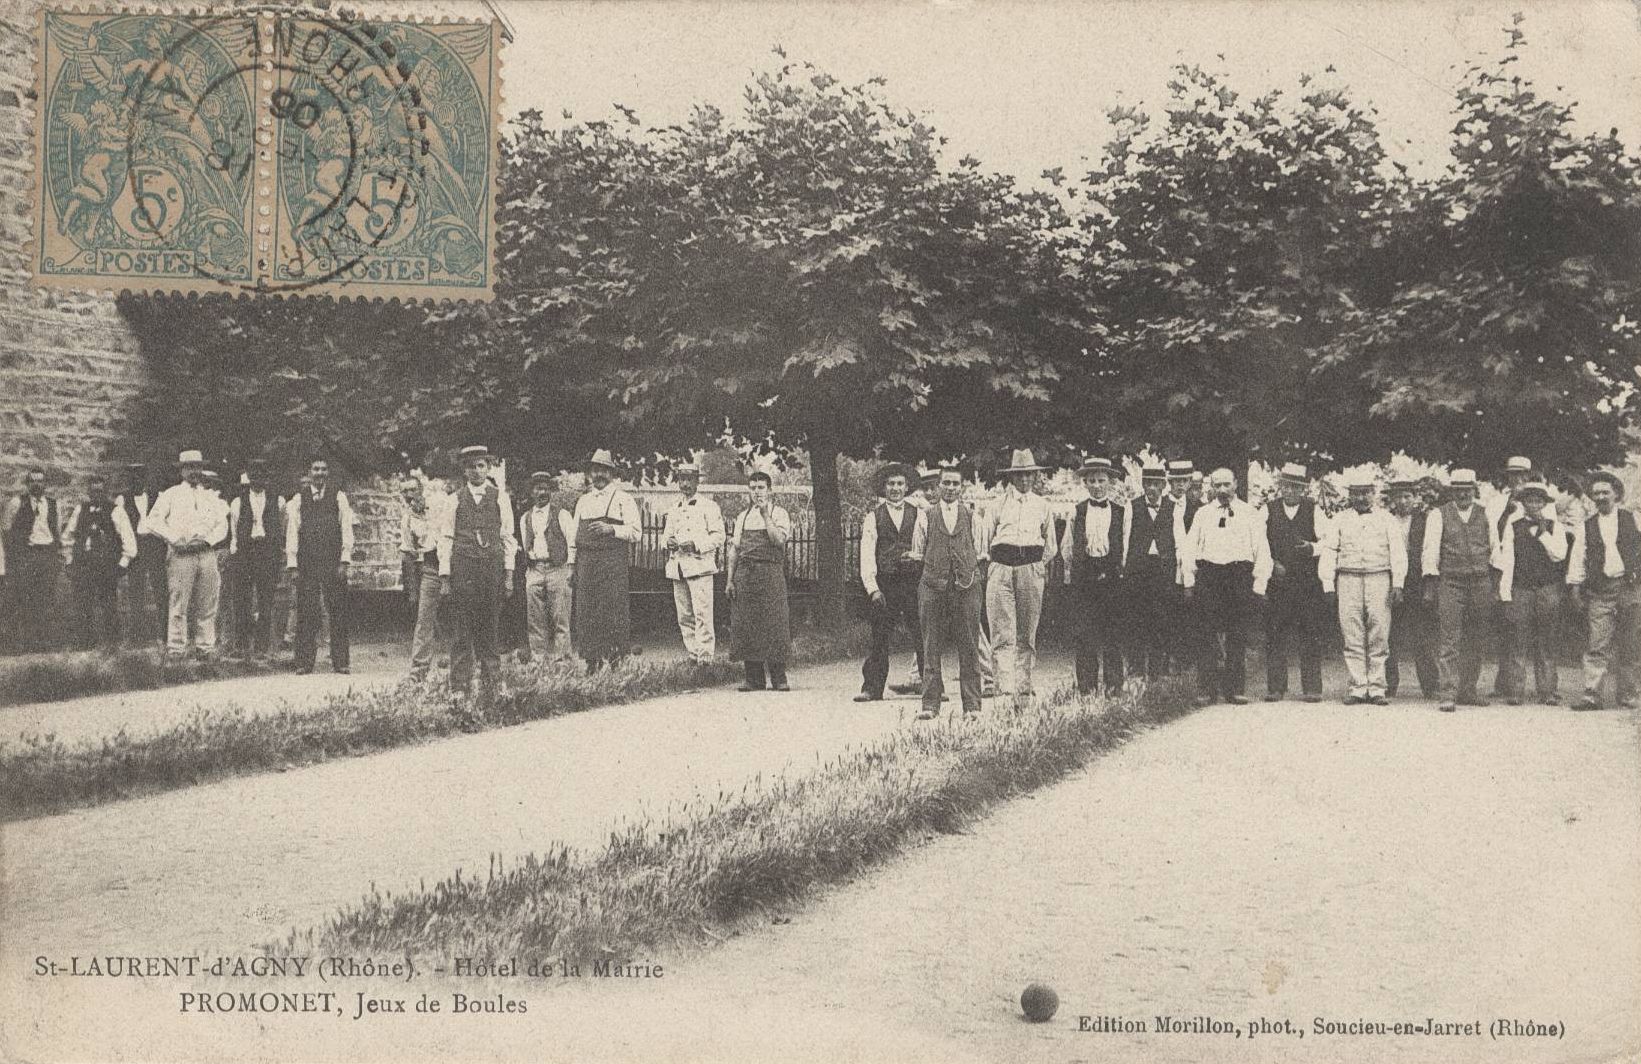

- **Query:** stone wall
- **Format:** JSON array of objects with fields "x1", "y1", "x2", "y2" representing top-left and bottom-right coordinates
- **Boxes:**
[{"x1": 0, "y1": 6, "x2": 150, "y2": 497}]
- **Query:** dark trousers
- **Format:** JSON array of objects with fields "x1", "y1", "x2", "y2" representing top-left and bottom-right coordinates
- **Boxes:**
[
  {"x1": 1123, "y1": 559, "x2": 1174, "y2": 678},
  {"x1": 9, "y1": 546, "x2": 60, "y2": 651},
  {"x1": 1507, "y1": 584, "x2": 1562, "y2": 700},
  {"x1": 861, "y1": 574, "x2": 920, "y2": 697},
  {"x1": 1073, "y1": 574, "x2": 1125, "y2": 695},
  {"x1": 233, "y1": 542, "x2": 280, "y2": 654},
  {"x1": 742, "y1": 660, "x2": 789, "y2": 689},
  {"x1": 1264, "y1": 577, "x2": 1326, "y2": 696},
  {"x1": 1387, "y1": 598, "x2": 1439, "y2": 697},
  {"x1": 1197, "y1": 562, "x2": 1254, "y2": 699},
  {"x1": 129, "y1": 540, "x2": 169, "y2": 642},
  {"x1": 74, "y1": 569, "x2": 122, "y2": 648},
  {"x1": 919, "y1": 580, "x2": 982, "y2": 713},
  {"x1": 1436, "y1": 573, "x2": 1492, "y2": 701},
  {"x1": 295, "y1": 565, "x2": 350, "y2": 669},
  {"x1": 450, "y1": 565, "x2": 503, "y2": 694}
]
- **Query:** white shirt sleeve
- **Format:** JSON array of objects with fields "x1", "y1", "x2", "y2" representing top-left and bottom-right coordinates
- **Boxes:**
[
  {"x1": 1250, "y1": 508, "x2": 1273, "y2": 596},
  {"x1": 860, "y1": 507, "x2": 880, "y2": 596},
  {"x1": 498, "y1": 487, "x2": 518, "y2": 572},
  {"x1": 285, "y1": 498, "x2": 302, "y2": 569},
  {"x1": 337, "y1": 491, "x2": 356, "y2": 563},
  {"x1": 1388, "y1": 513, "x2": 1408, "y2": 591},
  {"x1": 1421, "y1": 508, "x2": 1444, "y2": 579},
  {"x1": 112, "y1": 503, "x2": 137, "y2": 565},
  {"x1": 613, "y1": 491, "x2": 642, "y2": 544}
]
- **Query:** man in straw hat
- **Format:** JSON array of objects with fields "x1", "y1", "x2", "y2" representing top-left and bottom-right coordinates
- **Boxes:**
[
  {"x1": 286, "y1": 455, "x2": 356, "y2": 675},
  {"x1": 1486, "y1": 455, "x2": 1537, "y2": 698},
  {"x1": 1122, "y1": 463, "x2": 1180, "y2": 678},
  {"x1": 856, "y1": 462, "x2": 924, "y2": 702},
  {"x1": 519, "y1": 469, "x2": 576, "y2": 664},
  {"x1": 1420, "y1": 468, "x2": 1502, "y2": 712},
  {"x1": 1181, "y1": 467, "x2": 1272, "y2": 706},
  {"x1": 1263, "y1": 462, "x2": 1329, "y2": 702},
  {"x1": 1165, "y1": 458, "x2": 1206, "y2": 678},
  {"x1": 1496, "y1": 477, "x2": 1574, "y2": 705},
  {"x1": 1385, "y1": 477, "x2": 1438, "y2": 699},
  {"x1": 1060, "y1": 455, "x2": 1127, "y2": 695},
  {"x1": 140, "y1": 449, "x2": 230, "y2": 659},
  {"x1": 1567, "y1": 471, "x2": 1639, "y2": 710},
  {"x1": 982, "y1": 448, "x2": 1057, "y2": 707},
  {"x1": 569, "y1": 449, "x2": 641, "y2": 670},
  {"x1": 397, "y1": 473, "x2": 445, "y2": 680},
  {"x1": 908, "y1": 463, "x2": 988, "y2": 717},
  {"x1": 885, "y1": 462, "x2": 944, "y2": 695},
  {"x1": 661, "y1": 462, "x2": 725, "y2": 663},
  {"x1": 1320, "y1": 471, "x2": 1406, "y2": 705},
  {"x1": 438, "y1": 446, "x2": 517, "y2": 699}
]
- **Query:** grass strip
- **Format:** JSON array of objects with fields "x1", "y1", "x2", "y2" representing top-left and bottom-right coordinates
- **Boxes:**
[
  {"x1": 0, "y1": 630, "x2": 859, "y2": 822},
  {"x1": 277, "y1": 676, "x2": 1199, "y2": 969},
  {"x1": 0, "y1": 647, "x2": 283, "y2": 708}
]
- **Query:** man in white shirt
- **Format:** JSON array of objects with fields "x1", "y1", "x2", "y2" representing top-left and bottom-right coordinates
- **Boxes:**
[
  {"x1": 116, "y1": 462, "x2": 169, "y2": 644},
  {"x1": 983, "y1": 449, "x2": 1052, "y2": 707},
  {"x1": 1, "y1": 467, "x2": 69, "y2": 651},
  {"x1": 1182, "y1": 467, "x2": 1273, "y2": 705},
  {"x1": 140, "y1": 449, "x2": 230, "y2": 658},
  {"x1": 1320, "y1": 473, "x2": 1407, "y2": 705},
  {"x1": 908, "y1": 466, "x2": 989, "y2": 717},
  {"x1": 887, "y1": 464, "x2": 944, "y2": 694},
  {"x1": 63, "y1": 473, "x2": 137, "y2": 649},
  {"x1": 1122, "y1": 465, "x2": 1181, "y2": 679},
  {"x1": 398, "y1": 475, "x2": 446, "y2": 679},
  {"x1": 1420, "y1": 469, "x2": 1501, "y2": 711},
  {"x1": 518, "y1": 471, "x2": 577, "y2": 664},
  {"x1": 438, "y1": 447, "x2": 518, "y2": 699},
  {"x1": 1059, "y1": 455, "x2": 1127, "y2": 696},
  {"x1": 285, "y1": 457, "x2": 356, "y2": 674},
  {"x1": 1485, "y1": 456, "x2": 1535, "y2": 697},
  {"x1": 569, "y1": 449, "x2": 642, "y2": 669},
  {"x1": 1497, "y1": 480, "x2": 1573, "y2": 705},
  {"x1": 1567, "y1": 471, "x2": 1639, "y2": 710},
  {"x1": 226, "y1": 461, "x2": 284, "y2": 658},
  {"x1": 856, "y1": 464, "x2": 924, "y2": 702},
  {"x1": 661, "y1": 464, "x2": 724, "y2": 663}
]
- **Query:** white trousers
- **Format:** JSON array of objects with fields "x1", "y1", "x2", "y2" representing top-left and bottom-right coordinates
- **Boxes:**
[
  {"x1": 672, "y1": 574, "x2": 716, "y2": 661},
  {"x1": 167, "y1": 549, "x2": 220, "y2": 653},
  {"x1": 1337, "y1": 570, "x2": 1392, "y2": 698},
  {"x1": 987, "y1": 560, "x2": 1046, "y2": 700}
]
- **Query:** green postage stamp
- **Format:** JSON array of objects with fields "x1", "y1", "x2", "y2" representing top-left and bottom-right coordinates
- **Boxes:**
[{"x1": 33, "y1": 8, "x2": 502, "y2": 300}]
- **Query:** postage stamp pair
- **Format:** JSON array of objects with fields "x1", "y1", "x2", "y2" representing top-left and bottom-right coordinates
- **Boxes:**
[{"x1": 33, "y1": 7, "x2": 501, "y2": 300}]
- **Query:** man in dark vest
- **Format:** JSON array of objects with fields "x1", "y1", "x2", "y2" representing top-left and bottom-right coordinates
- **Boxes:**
[
  {"x1": 1263, "y1": 462, "x2": 1328, "y2": 702},
  {"x1": 520, "y1": 470, "x2": 575, "y2": 663},
  {"x1": 1568, "y1": 471, "x2": 1639, "y2": 710},
  {"x1": 440, "y1": 446, "x2": 518, "y2": 699},
  {"x1": 1122, "y1": 465, "x2": 1177, "y2": 679},
  {"x1": 228, "y1": 461, "x2": 285, "y2": 658},
  {"x1": 1386, "y1": 478, "x2": 1438, "y2": 699},
  {"x1": 908, "y1": 465, "x2": 986, "y2": 718},
  {"x1": 64, "y1": 474, "x2": 136, "y2": 648},
  {"x1": 855, "y1": 464, "x2": 924, "y2": 702},
  {"x1": 116, "y1": 462, "x2": 169, "y2": 644},
  {"x1": 1487, "y1": 455, "x2": 1535, "y2": 697},
  {"x1": 286, "y1": 457, "x2": 355, "y2": 674},
  {"x1": 2, "y1": 467, "x2": 67, "y2": 651},
  {"x1": 1497, "y1": 479, "x2": 1574, "y2": 705},
  {"x1": 569, "y1": 449, "x2": 640, "y2": 670},
  {"x1": 1420, "y1": 468, "x2": 1501, "y2": 712},
  {"x1": 1060, "y1": 455, "x2": 1127, "y2": 695},
  {"x1": 1166, "y1": 459, "x2": 1206, "y2": 681}
]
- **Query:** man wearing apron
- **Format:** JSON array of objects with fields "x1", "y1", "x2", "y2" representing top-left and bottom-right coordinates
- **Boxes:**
[
  {"x1": 439, "y1": 446, "x2": 517, "y2": 700},
  {"x1": 728, "y1": 471, "x2": 793, "y2": 691},
  {"x1": 570, "y1": 449, "x2": 641, "y2": 670}
]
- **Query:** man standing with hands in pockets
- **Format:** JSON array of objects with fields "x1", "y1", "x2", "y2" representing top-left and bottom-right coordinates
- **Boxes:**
[
  {"x1": 662, "y1": 463, "x2": 725, "y2": 663},
  {"x1": 439, "y1": 446, "x2": 517, "y2": 701}
]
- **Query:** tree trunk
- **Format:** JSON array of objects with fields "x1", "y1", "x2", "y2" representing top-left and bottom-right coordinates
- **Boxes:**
[{"x1": 806, "y1": 430, "x2": 848, "y2": 632}]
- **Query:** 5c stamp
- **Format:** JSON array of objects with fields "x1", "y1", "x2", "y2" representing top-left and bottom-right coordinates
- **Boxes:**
[{"x1": 33, "y1": 7, "x2": 501, "y2": 300}]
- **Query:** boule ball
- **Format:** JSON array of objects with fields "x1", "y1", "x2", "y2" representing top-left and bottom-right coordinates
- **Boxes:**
[{"x1": 1020, "y1": 982, "x2": 1058, "y2": 1023}]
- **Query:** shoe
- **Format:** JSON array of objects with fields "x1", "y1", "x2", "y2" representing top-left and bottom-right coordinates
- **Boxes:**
[
  {"x1": 1572, "y1": 696, "x2": 1603, "y2": 712},
  {"x1": 295, "y1": 665, "x2": 313, "y2": 675},
  {"x1": 736, "y1": 684, "x2": 763, "y2": 692},
  {"x1": 1227, "y1": 695, "x2": 1249, "y2": 705},
  {"x1": 981, "y1": 686, "x2": 998, "y2": 698},
  {"x1": 1193, "y1": 695, "x2": 1213, "y2": 708},
  {"x1": 1263, "y1": 693, "x2": 1282, "y2": 702},
  {"x1": 1506, "y1": 697, "x2": 1522, "y2": 706},
  {"x1": 1301, "y1": 694, "x2": 1323, "y2": 704},
  {"x1": 914, "y1": 709, "x2": 938, "y2": 721},
  {"x1": 1459, "y1": 696, "x2": 1489, "y2": 707},
  {"x1": 962, "y1": 707, "x2": 982, "y2": 717},
  {"x1": 1438, "y1": 702, "x2": 1456, "y2": 713},
  {"x1": 772, "y1": 683, "x2": 791, "y2": 692},
  {"x1": 888, "y1": 682, "x2": 921, "y2": 695},
  {"x1": 1343, "y1": 695, "x2": 1364, "y2": 706},
  {"x1": 852, "y1": 693, "x2": 881, "y2": 703},
  {"x1": 1621, "y1": 695, "x2": 1640, "y2": 709},
  {"x1": 1369, "y1": 695, "x2": 1390, "y2": 706},
  {"x1": 1539, "y1": 694, "x2": 1560, "y2": 706},
  {"x1": 334, "y1": 666, "x2": 350, "y2": 675}
]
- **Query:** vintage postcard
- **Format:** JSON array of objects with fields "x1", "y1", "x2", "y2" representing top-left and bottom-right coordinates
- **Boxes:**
[
  {"x1": 31, "y1": 7, "x2": 500, "y2": 299},
  {"x1": 2, "y1": 0, "x2": 1638, "y2": 1062}
]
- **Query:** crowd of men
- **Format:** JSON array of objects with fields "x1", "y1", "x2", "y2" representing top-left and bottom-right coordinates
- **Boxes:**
[{"x1": 3, "y1": 446, "x2": 1636, "y2": 719}]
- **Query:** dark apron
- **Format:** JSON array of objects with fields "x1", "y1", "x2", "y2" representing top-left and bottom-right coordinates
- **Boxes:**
[
  {"x1": 730, "y1": 523, "x2": 790, "y2": 662},
  {"x1": 572, "y1": 499, "x2": 631, "y2": 659}
]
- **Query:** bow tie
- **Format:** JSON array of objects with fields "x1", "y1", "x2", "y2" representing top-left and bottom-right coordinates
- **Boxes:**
[{"x1": 1088, "y1": 500, "x2": 1109, "y2": 509}]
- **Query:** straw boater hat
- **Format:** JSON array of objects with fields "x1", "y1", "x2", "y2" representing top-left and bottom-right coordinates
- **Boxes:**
[
  {"x1": 1278, "y1": 462, "x2": 1309, "y2": 484},
  {"x1": 1141, "y1": 465, "x2": 1167, "y2": 482},
  {"x1": 1386, "y1": 477, "x2": 1417, "y2": 493},
  {"x1": 1078, "y1": 455, "x2": 1117, "y2": 477},
  {"x1": 1166, "y1": 460, "x2": 1194, "y2": 478},
  {"x1": 1000, "y1": 448, "x2": 1047, "y2": 474},
  {"x1": 1513, "y1": 480, "x2": 1551, "y2": 502},
  {"x1": 459, "y1": 445, "x2": 490, "y2": 465},
  {"x1": 178, "y1": 449, "x2": 204, "y2": 466},
  {"x1": 1449, "y1": 469, "x2": 1479, "y2": 488},
  {"x1": 1504, "y1": 456, "x2": 1533, "y2": 474},
  {"x1": 586, "y1": 449, "x2": 618, "y2": 471},
  {"x1": 529, "y1": 470, "x2": 558, "y2": 485},
  {"x1": 674, "y1": 462, "x2": 701, "y2": 478},
  {"x1": 916, "y1": 463, "x2": 941, "y2": 483},
  {"x1": 1344, "y1": 470, "x2": 1376, "y2": 491}
]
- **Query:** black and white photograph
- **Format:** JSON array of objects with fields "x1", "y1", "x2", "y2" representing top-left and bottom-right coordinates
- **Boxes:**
[{"x1": 1, "y1": 0, "x2": 1638, "y2": 1060}]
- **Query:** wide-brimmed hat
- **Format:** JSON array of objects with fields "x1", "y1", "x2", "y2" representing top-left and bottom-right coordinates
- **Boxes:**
[
  {"x1": 1166, "y1": 460, "x2": 1194, "y2": 477},
  {"x1": 1504, "y1": 456, "x2": 1533, "y2": 474},
  {"x1": 1000, "y1": 448, "x2": 1047, "y2": 474},
  {"x1": 1449, "y1": 469, "x2": 1479, "y2": 488},
  {"x1": 1278, "y1": 462, "x2": 1309, "y2": 484},
  {"x1": 177, "y1": 449, "x2": 204, "y2": 466},
  {"x1": 1513, "y1": 481, "x2": 1551, "y2": 502},
  {"x1": 587, "y1": 449, "x2": 619, "y2": 471},
  {"x1": 459, "y1": 445, "x2": 490, "y2": 465},
  {"x1": 1587, "y1": 471, "x2": 1625, "y2": 499}
]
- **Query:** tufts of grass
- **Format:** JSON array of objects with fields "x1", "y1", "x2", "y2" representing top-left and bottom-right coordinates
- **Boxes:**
[
  {"x1": 0, "y1": 630, "x2": 860, "y2": 822},
  {"x1": 0, "y1": 647, "x2": 282, "y2": 708},
  {"x1": 277, "y1": 676, "x2": 1199, "y2": 969}
]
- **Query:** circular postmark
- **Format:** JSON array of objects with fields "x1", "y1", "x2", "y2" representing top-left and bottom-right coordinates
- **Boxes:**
[{"x1": 115, "y1": 7, "x2": 437, "y2": 293}]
